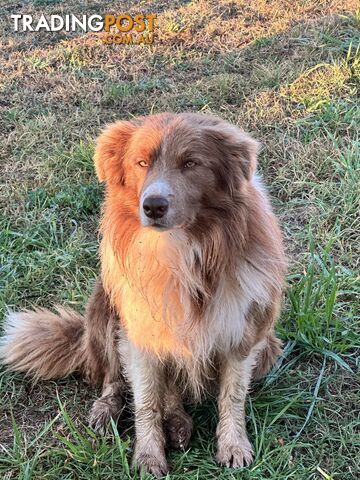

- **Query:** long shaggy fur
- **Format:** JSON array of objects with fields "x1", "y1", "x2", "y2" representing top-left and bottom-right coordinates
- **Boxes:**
[
  {"x1": 0, "y1": 112, "x2": 287, "y2": 477},
  {"x1": 0, "y1": 307, "x2": 85, "y2": 380},
  {"x1": 0, "y1": 280, "x2": 121, "y2": 385}
]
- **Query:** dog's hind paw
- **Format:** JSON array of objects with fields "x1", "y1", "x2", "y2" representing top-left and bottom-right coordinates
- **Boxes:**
[
  {"x1": 164, "y1": 410, "x2": 193, "y2": 450},
  {"x1": 89, "y1": 396, "x2": 122, "y2": 434}
]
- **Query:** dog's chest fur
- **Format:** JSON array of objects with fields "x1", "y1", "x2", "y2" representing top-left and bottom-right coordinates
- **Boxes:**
[{"x1": 101, "y1": 228, "x2": 270, "y2": 362}]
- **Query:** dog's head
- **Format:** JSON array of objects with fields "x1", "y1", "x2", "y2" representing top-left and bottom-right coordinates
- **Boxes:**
[{"x1": 95, "y1": 113, "x2": 259, "y2": 231}]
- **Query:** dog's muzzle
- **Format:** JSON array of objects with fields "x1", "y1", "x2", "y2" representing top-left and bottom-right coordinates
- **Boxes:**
[{"x1": 140, "y1": 179, "x2": 174, "y2": 228}]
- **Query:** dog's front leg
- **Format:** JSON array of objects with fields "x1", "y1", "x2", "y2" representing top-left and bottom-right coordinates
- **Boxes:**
[
  {"x1": 129, "y1": 346, "x2": 168, "y2": 477},
  {"x1": 216, "y1": 348, "x2": 259, "y2": 468}
]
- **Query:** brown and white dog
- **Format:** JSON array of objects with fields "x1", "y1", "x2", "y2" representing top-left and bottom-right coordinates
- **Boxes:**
[{"x1": 0, "y1": 112, "x2": 286, "y2": 477}]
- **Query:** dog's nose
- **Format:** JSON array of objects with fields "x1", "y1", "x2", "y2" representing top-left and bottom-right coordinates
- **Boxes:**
[{"x1": 143, "y1": 196, "x2": 169, "y2": 219}]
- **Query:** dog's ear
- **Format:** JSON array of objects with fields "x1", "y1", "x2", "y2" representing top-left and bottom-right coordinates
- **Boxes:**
[
  {"x1": 94, "y1": 120, "x2": 138, "y2": 184},
  {"x1": 203, "y1": 123, "x2": 259, "y2": 181}
]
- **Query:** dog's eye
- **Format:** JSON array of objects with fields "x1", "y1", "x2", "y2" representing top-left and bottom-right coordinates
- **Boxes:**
[
  {"x1": 183, "y1": 160, "x2": 196, "y2": 169},
  {"x1": 138, "y1": 160, "x2": 148, "y2": 168}
]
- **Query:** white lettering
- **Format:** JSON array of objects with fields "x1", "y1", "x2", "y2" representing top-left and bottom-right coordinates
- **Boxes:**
[
  {"x1": 11, "y1": 14, "x2": 22, "y2": 32},
  {"x1": 22, "y1": 15, "x2": 33, "y2": 31},
  {"x1": 88, "y1": 15, "x2": 103, "y2": 32},
  {"x1": 72, "y1": 15, "x2": 87, "y2": 32},
  {"x1": 35, "y1": 14, "x2": 50, "y2": 31},
  {"x1": 51, "y1": 15, "x2": 64, "y2": 32}
]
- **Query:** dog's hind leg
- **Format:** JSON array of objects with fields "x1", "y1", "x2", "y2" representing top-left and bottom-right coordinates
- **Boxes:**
[
  {"x1": 84, "y1": 280, "x2": 126, "y2": 433},
  {"x1": 163, "y1": 379, "x2": 193, "y2": 450},
  {"x1": 89, "y1": 372, "x2": 125, "y2": 433}
]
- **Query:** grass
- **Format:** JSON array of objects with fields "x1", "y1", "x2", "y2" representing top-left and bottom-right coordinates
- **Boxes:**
[{"x1": 0, "y1": 1, "x2": 359, "y2": 479}]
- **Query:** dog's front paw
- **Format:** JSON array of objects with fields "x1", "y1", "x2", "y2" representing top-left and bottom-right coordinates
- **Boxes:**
[
  {"x1": 216, "y1": 435, "x2": 254, "y2": 468},
  {"x1": 89, "y1": 397, "x2": 122, "y2": 434},
  {"x1": 164, "y1": 411, "x2": 193, "y2": 450},
  {"x1": 133, "y1": 451, "x2": 169, "y2": 478}
]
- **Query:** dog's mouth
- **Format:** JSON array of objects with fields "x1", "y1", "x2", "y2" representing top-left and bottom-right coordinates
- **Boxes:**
[
  {"x1": 145, "y1": 220, "x2": 188, "y2": 232},
  {"x1": 142, "y1": 218, "x2": 171, "y2": 231},
  {"x1": 151, "y1": 222, "x2": 169, "y2": 231}
]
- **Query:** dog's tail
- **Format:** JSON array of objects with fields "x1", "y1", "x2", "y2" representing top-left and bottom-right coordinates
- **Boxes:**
[
  {"x1": 253, "y1": 333, "x2": 282, "y2": 380},
  {"x1": 0, "y1": 307, "x2": 86, "y2": 381}
]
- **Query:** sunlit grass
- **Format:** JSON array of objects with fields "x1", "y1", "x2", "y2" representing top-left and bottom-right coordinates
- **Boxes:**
[{"x1": 281, "y1": 44, "x2": 359, "y2": 112}]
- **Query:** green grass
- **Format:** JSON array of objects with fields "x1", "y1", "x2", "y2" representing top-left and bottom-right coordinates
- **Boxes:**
[{"x1": 0, "y1": 1, "x2": 359, "y2": 479}]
